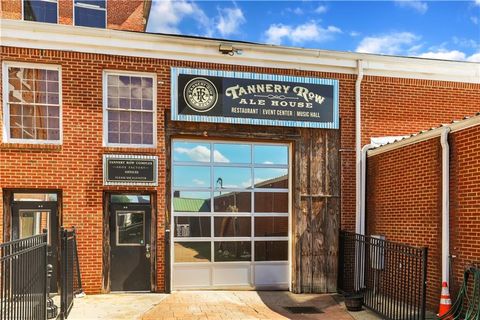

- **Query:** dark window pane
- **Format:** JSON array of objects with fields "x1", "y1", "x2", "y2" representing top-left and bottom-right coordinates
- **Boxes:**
[
  {"x1": 174, "y1": 217, "x2": 211, "y2": 237},
  {"x1": 74, "y1": 6, "x2": 106, "y2": 28},
  {"x1": 47, "y1": 129, "x2": 60, "y2": 140},
  {"x1": 117, "y1": 211, "x2": 144, "y2": 245},
  {"x1": 214, "y1": 191, "x2": 251, "y2": 213},
  {"x1": 143, "y1": 134, "x2": 153, "y2": 145},
  {"x1": 255, "y1": 241, "x2": 288, "y2": 261},
  {"x1": 214, "y1": 241, "x2": 251, "y2": 262},
  {"x1": 254, "y1": 217, "x2": 288, "y2": 237},
  {"x1": 214, "y1": 217, "x2": 251, "y2": 237},
  {"x1": 110, "y1": 195, "x2": 150, "y2": 203},
  {"x1": 173, "y1": 191, "x2": 211, "y2": 212},
  {"x1": 254, "y1": 168, "x2": 288, "y2": 189},
  {"x1": 24, "y1": 0, "x2": 57, "y2": 23},
  {"x1": 254, "y1": 192, "x2": 288, "y2": 213},
  {"x1": 174, "y1": 242, "x2": 211, "y2": 262}
]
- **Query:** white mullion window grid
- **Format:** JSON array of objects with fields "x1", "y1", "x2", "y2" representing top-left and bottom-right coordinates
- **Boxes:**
[
  {"x1": 22, "y1": 0, "x2": 59, "y2": 24},
  {"x1": 73, "y1": 0, "x2": 107, "y2": 28},
  {"x1": 103, "y1": 70, "x2": 157, "y2": 148},
  {"x1": 172, "y1": 140, "x2": 290, "y2": 267},
  {"x1": 2, "y1": 61, "x2": 63, "y2": 144}
]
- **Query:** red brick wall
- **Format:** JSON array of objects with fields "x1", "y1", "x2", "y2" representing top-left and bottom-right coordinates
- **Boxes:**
[
  {"x1": 449, "y1": 125, "x2": 480, "y2": 298},
  {"x1": 366, "y1": 139, "x2": 442, "y2": 310},
  {"x1": 0, "y1": 0, "x2": 148, "y2": 31},
  {"x1": 361, "y1": 76, "x2": 480, "y2": 146}
]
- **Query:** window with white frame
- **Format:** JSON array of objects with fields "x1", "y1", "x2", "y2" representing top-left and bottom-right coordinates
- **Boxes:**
[
  {"x1": 74, "y1": 0, "x2": 106, "y2": 28},
  {"x1": 104, "y1": 72, "x2": 155, "y2": 147},
  {"x1": 23, "y1": 0, "x2": 58, "y2": 23},
  {"x1": 3, "y1": 64, "x2": 61, "y2": 143}
]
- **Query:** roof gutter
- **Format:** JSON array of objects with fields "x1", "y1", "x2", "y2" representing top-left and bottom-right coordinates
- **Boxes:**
[
  {"x1": 440, "y1": 127, "x2": 451, "y2": 288},
  {"x1": 367, "y1": 115, "x2": 480, "y2": 158}
]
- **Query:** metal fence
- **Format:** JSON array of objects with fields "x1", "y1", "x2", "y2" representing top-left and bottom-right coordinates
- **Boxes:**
[
  {"x1": 0, "y1": 233, "x2": 48, "y2": 320},
  {"x1": 60, "y1": 227, "x2": 82, "y2": 320},
  {"x1": 338, "y1": 231, "x2": 428, "y2": 320}
]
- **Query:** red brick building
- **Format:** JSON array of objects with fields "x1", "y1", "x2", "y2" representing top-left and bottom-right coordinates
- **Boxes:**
[
  {"x1": 367, "y1": 115, "x2": 480, "y2": 310},
  {"x1": 0, "y1": 7, "x2": 479, "y2": 296}
]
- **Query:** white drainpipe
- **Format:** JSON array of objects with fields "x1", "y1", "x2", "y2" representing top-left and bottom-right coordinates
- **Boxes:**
[
  {"x1": 355, "y1": 60, "x2": 364, "y2": 235},
  {"x1": 440, "y1": 127, "x2": 451, "y2": 285}
]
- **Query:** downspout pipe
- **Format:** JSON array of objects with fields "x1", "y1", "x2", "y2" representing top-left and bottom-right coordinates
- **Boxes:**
[
  {"x1": 440, "y1": 127, "x2": 451, "y2": 286},
  {"x1": 355, "y1": 60, "x2": 364, "y2": 235}
]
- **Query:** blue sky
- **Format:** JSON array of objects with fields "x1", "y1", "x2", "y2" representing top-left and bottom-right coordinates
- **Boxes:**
[{"x1": 147, "y1": 0, "x2": 480, "y2": 62}]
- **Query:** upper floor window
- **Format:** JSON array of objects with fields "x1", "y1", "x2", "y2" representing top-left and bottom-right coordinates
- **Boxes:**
[
  {"x1": 104, "y1": 71, "x2": 156, "y2": 147},
  {"x1": 74, "y1": 0, "x2": 106, "y2": 28},
  {"x1": 23, "y1": 0, "x2": 58, "y2": 23},
  {"x1": 3, "y1": 63, "x2": 61, "y2": 143}
]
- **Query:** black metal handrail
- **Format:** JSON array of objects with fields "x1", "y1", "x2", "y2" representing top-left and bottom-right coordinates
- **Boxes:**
[
  {"x1": 339, "y1": 231, "x2": 428, "y2": 320},
  {"x1": 0, "y1": 233, "x2": 48, "y2": 320}
]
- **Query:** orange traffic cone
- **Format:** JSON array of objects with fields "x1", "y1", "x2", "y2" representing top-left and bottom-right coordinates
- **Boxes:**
[{"x1": 437, "y1": 281, "x2": 452, "y2": 319}]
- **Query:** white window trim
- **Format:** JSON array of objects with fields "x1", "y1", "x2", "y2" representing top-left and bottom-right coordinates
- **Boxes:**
[
  {"x1": 22, "y1": 0, "x2": 59, "y2": 24},
  {"x1": 2, "y1": 61, "x2": 63, "y2": 145},
  {"x1": 102, "y1": 70, "x2": 157, "y2": 148},
  {"x1": 73, "y1": 0, "x2": 107, "y2": 29}
]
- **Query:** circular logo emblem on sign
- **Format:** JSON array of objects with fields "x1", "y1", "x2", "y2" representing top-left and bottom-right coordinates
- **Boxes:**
[{"x1": 183, "y1": 77, "x2": 218, "y2": 112}]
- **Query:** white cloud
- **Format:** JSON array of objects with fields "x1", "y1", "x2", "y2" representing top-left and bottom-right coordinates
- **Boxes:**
[
  {"x1": 192, "y1": 179, "x2": 205, "y2": 186},
  {"x1": 350, "y1": 31, "x2": 360, "y2": 37},
  {"x1": 264, "y1": 21, "x2": 342, "y2": 45},
  {"x1": 213, "y1": 151, "x2": 230, "y2": 163},
  {"x1": 314, "y1": 5, "x2": 327, "y2": 14},
  {"x1": 148, "y1": 0, "x2": 212, "y2": 36},
  {"x1": 471, "y1": 16, "x2": 479, "y2": 25},
  {"x1": 475, "y1": 0, "x2": 480, "y2": 6},
  {"x1": 174, "y1": 146, "x2": 230, "y2": 163},
  {"x1": 394, "y1": 0, "x2": 428, "y2": 14},
  {"x1": 467, "y1": 52, "x2": 480, "y2": 62},
  {"x1": 418, "y1": 50, "x2": 467, "y2": 61},
  {"x1": 216, "y1": 7, "x2": 246, "y2": 37},
  {"x1": 356, "y1": 32, "x2": 420, "y2": 55},
  {"x1": 417, "y1": 49, "x2": 480, "y2": 62}
]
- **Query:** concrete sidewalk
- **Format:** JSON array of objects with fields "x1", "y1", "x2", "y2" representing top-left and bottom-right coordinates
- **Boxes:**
[{"x1": 67, "y1": 293, "x2": 167, "y2": 320}]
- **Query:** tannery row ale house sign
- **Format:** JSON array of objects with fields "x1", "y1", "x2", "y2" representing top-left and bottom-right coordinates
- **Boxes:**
[
  {"x1": 171, "y1": 68, "x2": 339, "y2": 129},
  {"x1": 103, "y1": 154, "x2": 158, "y2": 186}
]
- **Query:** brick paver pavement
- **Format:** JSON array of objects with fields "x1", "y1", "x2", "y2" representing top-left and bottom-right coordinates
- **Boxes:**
[{"x1": 142, "y1": 291, "x2": 357, "y2": 320}]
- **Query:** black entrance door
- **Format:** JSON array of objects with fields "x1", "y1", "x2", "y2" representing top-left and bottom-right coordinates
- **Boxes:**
[
  {"x1": 11, "y1": 199, "x2": 59, "y2": 292},
  {"x1": 109, "y1": 199, "x2": 151, "y2": 291}
]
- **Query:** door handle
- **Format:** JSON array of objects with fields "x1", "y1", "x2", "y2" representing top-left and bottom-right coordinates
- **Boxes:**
[{"x1": 145, "y1": 244, "x2": 151, "y2": 259}]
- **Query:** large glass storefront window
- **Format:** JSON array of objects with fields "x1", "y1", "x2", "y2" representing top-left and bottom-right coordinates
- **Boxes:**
[{"x1": 172, "y1": 140, "x2": 289, "y2": 265}]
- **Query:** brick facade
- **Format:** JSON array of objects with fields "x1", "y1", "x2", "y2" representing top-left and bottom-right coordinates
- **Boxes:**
[
  {"x1": 366, "y1": 122, "x2": 480, "y2": 311},
  {"x1": 1, "y1": 40, "x2": 480, "y2": 294},
  {"x1": 366, "y1": 139, "x2": 442, "y2": 310},
  {"x1": 0, "y1": 0, "x2": 149, "y2": 31}
]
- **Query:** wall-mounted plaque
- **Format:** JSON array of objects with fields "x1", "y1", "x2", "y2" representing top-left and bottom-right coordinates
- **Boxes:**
[
  {"x1": 171, "y1": 67, "x2": 339, "y2": 129},
  {"x1": 103, "y1": 155, "x2": 158, "y2": 186}
]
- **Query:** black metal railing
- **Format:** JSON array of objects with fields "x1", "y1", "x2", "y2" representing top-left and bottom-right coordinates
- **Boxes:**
[
  {"x1": 60, "y1": 227, "x2": 82, "y2": 319},
  {"x1": 0, "y1": 233, "x2": 48, "y2": 320},
  {"x1": 339, "y1": 231, "x2": 428, "y2": 320}
]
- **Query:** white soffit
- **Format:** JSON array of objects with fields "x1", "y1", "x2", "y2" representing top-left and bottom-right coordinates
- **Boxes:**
[{"x1": 1, "y1": 19, "x2": 480, "y2": 83}]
